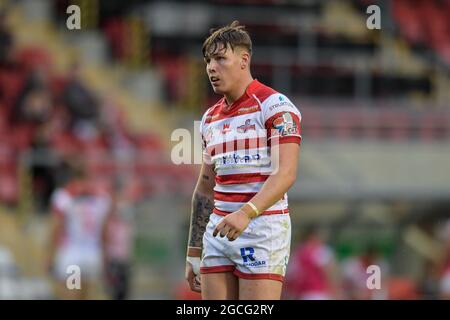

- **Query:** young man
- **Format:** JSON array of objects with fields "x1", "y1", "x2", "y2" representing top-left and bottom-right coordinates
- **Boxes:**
[{"x1": 185, "y1": 21, "x2": 302, "y2": 300}]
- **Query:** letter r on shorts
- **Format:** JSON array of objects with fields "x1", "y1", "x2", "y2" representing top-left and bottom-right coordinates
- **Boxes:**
[{"x1": 240, "y1": 247, "x2": 255, "y2": 263}]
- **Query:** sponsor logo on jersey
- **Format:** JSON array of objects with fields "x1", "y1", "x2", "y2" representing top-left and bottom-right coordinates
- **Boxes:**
[
  {"x1": 269, "y1": 101, "x2": 291, "y2": 112},
  {"x1": 237, "y1": 105, "x2": 259, "y2": 115},
  {"x1": 272, "y1": 112, "x2": 298, "y2": 136},
  {"x1": 220, "y1": 153, "x2": 261, "y2": 165},
  {"x1": 222, "y1": 123, "x2": 231, "y2": 134},
  {"x1": 237, "y1": 119, "x2": 256, "y2": 133}
]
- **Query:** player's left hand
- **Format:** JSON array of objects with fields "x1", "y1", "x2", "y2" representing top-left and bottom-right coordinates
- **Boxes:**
[{"x1": 213, "y1": 210, "x2": 251, "y2": 241}]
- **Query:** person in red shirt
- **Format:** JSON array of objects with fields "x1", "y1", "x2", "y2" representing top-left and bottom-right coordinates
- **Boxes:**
[{"x1": 285, "y1": 226, "x2": 341, "y2": 300}]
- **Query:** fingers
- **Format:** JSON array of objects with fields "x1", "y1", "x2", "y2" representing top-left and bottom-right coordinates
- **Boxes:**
[
  {"x1": 186, "y1": 271, "x2": 201, "y2": 293},
  {"x1": 213, "y1": 217, "x2": 243, "y2": 240},
  {"x1": 213, "y1": 220, "x2": 225, "y2": 237},
  {"x1": 227, "y1": 230, "x2": 240, "y2": 242},
  {"x1": 220, "y1": 225, "x2": 231, "y2": 238},
  {"x1": 189, "y1": 274, "x2": 201, "y2": 292},
  {"x1": 194, "y1": 274, "x2": 201, "y2": 288},
  {"x1": 214, "y1": 223, "x2": 232, "y2": 238},
  {"x1": 189, "y1": 278, "x2": 201, "y2": 292}
]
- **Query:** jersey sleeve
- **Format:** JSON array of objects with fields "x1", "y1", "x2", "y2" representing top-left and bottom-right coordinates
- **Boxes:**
[
  {"x1": 199, "y1": 112, "x2": 207, "y2": 153},
  {"x1": 262, "y1": 93, "x2": 302, "y2": 144},
  {"x1": 50, "y1": 189, "x2": 71, "y2": 218},
  {"x1": 199, "y1": 108, "x2": 212, "y2": 163}
]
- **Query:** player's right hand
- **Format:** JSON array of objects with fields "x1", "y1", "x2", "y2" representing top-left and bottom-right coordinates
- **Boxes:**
[{"x1": 185, "y1": 257, "x2": 201, "y2": 293}]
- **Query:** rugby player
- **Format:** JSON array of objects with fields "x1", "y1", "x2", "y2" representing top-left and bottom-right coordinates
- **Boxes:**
[
  {"x1": 185, "y1": 21, "x2": 302, "y2": 300},
  {"x1": 48, "y1": 161, "x2": 111, "y2": 299}
]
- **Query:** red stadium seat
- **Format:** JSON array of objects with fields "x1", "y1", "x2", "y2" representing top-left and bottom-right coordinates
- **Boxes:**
[
  {"x1": 0, "y1": 107, "x2": 9, "y2": 133},
  {"x1": 0, "y1": 68, "x2": 26, "y2": 109},
  {"x1": 388, "y1": 277, "x2": 420, "y2": 300},
  {"x1": 16, "y1": 46, "x2": 51, "y2": 71},
  {"x1": 0, "y1": 172, "x2": 18, "y2": 204},
  {"x1": 50, "y1": 132, "x2": 81, "y2": 157},
  {"x1": 134, "y1": 133, "x2": 164, "y2": 151},
  {"x1": 0, "y1": 143, "x2": 16, "y2": 174},
  {"x1": 11, "y1": 124, "x2": 36, "y2": 151}
]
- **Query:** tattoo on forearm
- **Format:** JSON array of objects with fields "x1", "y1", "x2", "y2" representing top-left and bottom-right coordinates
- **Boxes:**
[{"x1": 188, "y1": 193, "x2": 213, "y2": 248}]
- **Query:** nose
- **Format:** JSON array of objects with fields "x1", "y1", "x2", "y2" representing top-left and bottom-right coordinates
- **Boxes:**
[{"x1": 207, "y1": 60, "x2": 217, "y2": 75}]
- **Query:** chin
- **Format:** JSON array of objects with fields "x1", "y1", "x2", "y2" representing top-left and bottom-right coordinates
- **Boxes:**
[{"x1": 212, "y1": 86, "x2": 225, "y2": 95}]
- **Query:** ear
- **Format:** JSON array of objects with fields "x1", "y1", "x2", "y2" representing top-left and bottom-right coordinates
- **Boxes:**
[{"x1": 240, "y1": 50, "x2": 251, "y2": 69}]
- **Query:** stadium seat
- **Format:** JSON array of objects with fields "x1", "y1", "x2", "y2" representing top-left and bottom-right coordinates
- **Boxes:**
[{"x1": 0, "y1": 172, "x2": 18, "y2": 204}]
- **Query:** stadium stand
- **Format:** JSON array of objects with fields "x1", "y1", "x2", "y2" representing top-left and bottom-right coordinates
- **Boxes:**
[{"x1": 0, "y1": 0, "x2": 449, "y2": 299}]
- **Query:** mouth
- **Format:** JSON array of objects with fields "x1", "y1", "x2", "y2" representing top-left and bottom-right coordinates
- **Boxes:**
[{"x1": 210, "y1": 76, "x2": 220, "y2": 86}]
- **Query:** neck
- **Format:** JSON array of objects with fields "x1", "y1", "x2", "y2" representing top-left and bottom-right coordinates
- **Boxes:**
[{"x1": 224, "y1": 74, "x2": 253, "y2": 106}]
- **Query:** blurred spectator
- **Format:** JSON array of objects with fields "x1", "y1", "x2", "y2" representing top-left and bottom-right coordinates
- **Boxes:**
[
  {"x1": 47, "y1": 159, "x2": 112, "y2": 299},
  {"x1": 61, "y1": 63, "x2": 100, "y2": 134},
  {"x1": 0, "y1": 10, "x2": 13, "y2": 66},
  {"x1": 12, "y1": 67, "x2": 53, "y2": 125},
  {"x1": 29, "y1": 123, "x2": 61, "y2": 212},
  {"x1": 341, "y1": 244, "x2": 389, "y2": 300},
  {"x1": 103, "y1": 178, "x2": 135, "y2": 300},
  {"x1": 99, "y1": 95, "x2": 136, "y2": 162},
  {"x1": 284, "y1": 225, "x2": 341, "y2": 300},
  {"x1": 10, "y1": 66, "x2": 60, "y2": 211}
]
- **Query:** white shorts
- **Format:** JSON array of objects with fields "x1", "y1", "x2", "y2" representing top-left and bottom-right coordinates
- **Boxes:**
[
  {"x1": 54, "y1": 246, "x2": 102, "y2": 281},
  {"x1": 200, "y1": 213, "x2": 291, "y2": 282}
]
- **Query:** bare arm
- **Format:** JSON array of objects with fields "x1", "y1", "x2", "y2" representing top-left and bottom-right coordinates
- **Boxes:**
[
  {"x1": 186, "y1": 161, "x2": 215, "y2": 257},
  {"x1": 244, "y1": 143, "x2": 300, "y2": 214},
  {"x1": 185, "y1": 161, "x2": 215, "y2": 292}
]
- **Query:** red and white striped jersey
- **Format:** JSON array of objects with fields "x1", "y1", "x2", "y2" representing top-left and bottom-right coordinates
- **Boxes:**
[
  {"x1": 51, "y1": 180, "x2": 111, "y2": 250},
  {"x1": 199, "y1": 79, "x2": 302, "y2": 216}
]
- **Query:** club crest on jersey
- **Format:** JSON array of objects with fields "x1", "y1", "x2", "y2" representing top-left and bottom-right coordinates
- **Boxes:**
[
  {"x1": 222, "y1": 123, "x2": 231, "y2": 134},
  {"x1": 237, "y1": 119, "x2": 256, "y2": 133},
  {"x1": 273, "y1": 112, "x2": 298, "y2": 136}
]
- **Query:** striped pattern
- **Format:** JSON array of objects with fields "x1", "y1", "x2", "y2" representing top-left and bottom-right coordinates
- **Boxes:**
[{"x1": 200, "y1": 80, "x2": 301, "y2": 215}]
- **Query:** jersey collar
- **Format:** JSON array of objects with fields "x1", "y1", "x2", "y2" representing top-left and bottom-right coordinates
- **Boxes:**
[{"x1": 221, "y1": 79, "x2": 260, "y2": 114}]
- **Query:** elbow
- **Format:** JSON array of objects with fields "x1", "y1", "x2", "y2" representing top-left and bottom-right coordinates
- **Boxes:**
[
  {"x1": 286, "y1": 174, "x2": 296, "y2": 190},
  {"x1": 279, "y1": 168, "x2": 297, "y2": 190}
]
